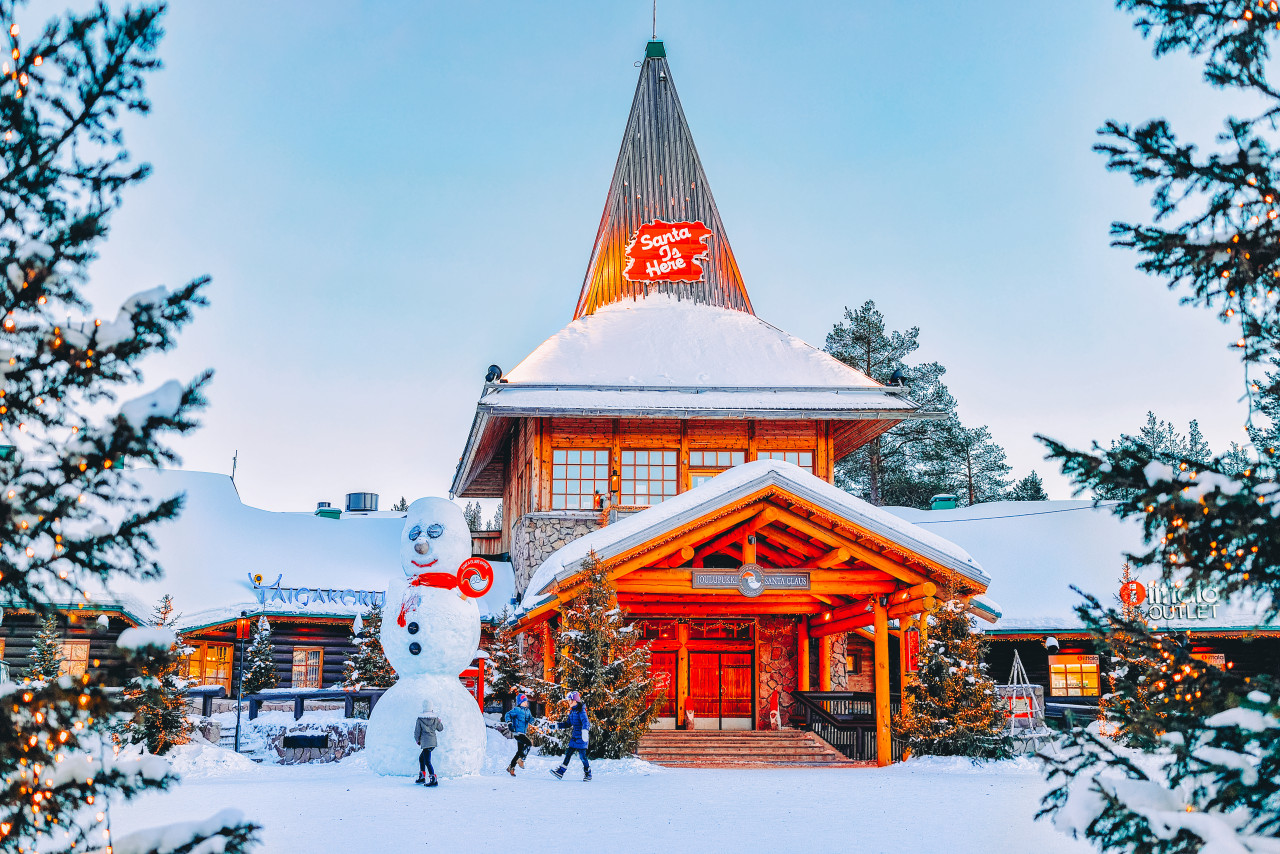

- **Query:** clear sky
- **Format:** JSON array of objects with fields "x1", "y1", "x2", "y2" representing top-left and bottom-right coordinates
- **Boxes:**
[{"x1": 67, "y1": 1, "x2": 1256, "y2": 511}]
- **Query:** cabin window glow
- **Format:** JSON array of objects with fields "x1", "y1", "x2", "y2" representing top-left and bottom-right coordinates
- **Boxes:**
[
  {"x1": 292, "y1": 646, "x2": 324, "y2": 688},
  {"x1": 58, "y1": 640, "x2": 91, "y2": 679},
  {"x1": 1048, "y1": 654, "x2": 1099, "y2": 697},
  {"x1": 689, "y1": 450, "x2": 744, "y2": 487},
  {"x1": 620, "y1": 449, "x2": 677, "y2": 505},
  {"x1": 551, "y1": 449, "x2": 610, "y2": 510},
  {"x1": 758, "y1": 450, "x2": 814, "y2": 473},
  {"x1": 180, "y1": 642, "x2": 233, "y2": 692}
]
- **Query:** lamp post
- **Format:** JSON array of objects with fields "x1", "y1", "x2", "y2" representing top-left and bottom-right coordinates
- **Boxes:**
[{"x1": 234, "y1": 610, "x2": 249, "y2": 753}]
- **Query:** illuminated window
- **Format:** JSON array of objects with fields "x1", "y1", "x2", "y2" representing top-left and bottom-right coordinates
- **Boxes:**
[
  {"x1": 689, "y1": 450, "x2": 745, "y2": 488},
  {"x1": 292, "y1": 647, "x2": 324, "y2": 688},
  {"x1": 182, "y1": 642, "x2": 234, "y2": 692},
  {"x1": 759, "y1": 450, "x2": 814, "y2": 473},
  {"x1": 845, "y1": 652, "x2": 862, "y2": 675},
  {"x1": 551, "y1": 449, "x2": 609, "y2": 510},
  {"x1": 1048, "y1": 654, "x2": 1100, "y2": 697},
  {"x1": 620, "y1": 450, "x2": 677, "y2": 505},
  {"x1": 58, "y1": 640, "x2": 90, "y2": 679}
]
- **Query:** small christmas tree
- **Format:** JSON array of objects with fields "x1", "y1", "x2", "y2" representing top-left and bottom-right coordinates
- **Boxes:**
[
  {"x1": 543, "y1": 552, "x2": 657, "y2": 759},
  {"x1": 1097, "y1": 564, "x2": 1164, "y2": 744},
  {"x1": 241, "y1": 616, "x2": 278, "y2": 694},
  {"x1": 487, "y1": 608, "x2": 546, "y2": 710},
  {"x1": 121, "y1": 595, "x2": 192, "y2": 754},
  {"x1": 341, "y1": 607, "x2": 397, "y2": 689},
  {"x1": 24, "y1": 615, "x2": 64, "y2": 681},
  {"x1": 894, "y1": 595, "x2": 1011, "y2": 759}
]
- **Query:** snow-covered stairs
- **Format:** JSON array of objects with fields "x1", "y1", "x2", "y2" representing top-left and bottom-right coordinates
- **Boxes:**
[{"x1": 638, "y1": 730, "x2": 859, "y2": 768}]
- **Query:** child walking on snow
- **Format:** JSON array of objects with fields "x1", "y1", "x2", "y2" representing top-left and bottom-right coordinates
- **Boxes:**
[
  {"x1": 414, "y1": 701, "x2": 444, "y2": 787},
  {"x1": 551, "y1": 691, "x2": 591, "y2": 781},
  {"x1": 504, "y1": 693, "x2": 536, "y2": 776}
]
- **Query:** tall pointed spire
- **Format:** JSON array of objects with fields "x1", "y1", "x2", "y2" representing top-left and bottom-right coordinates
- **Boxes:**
[{"x1": 573, "y1": 40, "x2": 754, "y2": 320}]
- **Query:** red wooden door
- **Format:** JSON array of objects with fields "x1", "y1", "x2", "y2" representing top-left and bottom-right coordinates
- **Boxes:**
[
  {"x1": 688, "y1": 652, "x2": 720, "y2": 720},
  {"x1": 649, "y1": 652, "x2": 677, "y2": 716},
  {"x1": 721, "y1": 653, "x2": 753, "y2": 719}
]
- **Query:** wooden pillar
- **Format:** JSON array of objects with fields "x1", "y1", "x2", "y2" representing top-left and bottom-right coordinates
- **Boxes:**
[
  {"x1": 873, "y1": 599, "x2": 891, "y2": 767},
  {"x1": 678, "y1": 422, "x2": 690, "y2": 493},
  {"x1": 676, "y1": 622, "x2": 690, "y2": 728},
  {"x1": 541, "y1": 620, "x2": 555, "y2": 682},
  {"x1": 797, "y1": 618, "x2": 810, "y2": 691},
  {"x1": 818, "y1": 633, "x2": 832, "y2": 691},
  {"x1": 898, "y1": 615, "x2": 913, "y2": 687},
  {"x1": 743, "y1": 533, "x2": 757, "y2": 565},
  {"x1": 746, "y1": 421, "x2": 758, "y2": 462}
]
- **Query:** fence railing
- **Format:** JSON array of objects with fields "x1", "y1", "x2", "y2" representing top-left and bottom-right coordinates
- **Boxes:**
[
  {"x1": 187, "y1": 685, "x2": 226, "y2": 717},
  {"x1": 243, "y1": 688, "x2": 389, "y2": 721},
  {"x1": 790, "y1": 690, "x2": 904, "y2": 762}
]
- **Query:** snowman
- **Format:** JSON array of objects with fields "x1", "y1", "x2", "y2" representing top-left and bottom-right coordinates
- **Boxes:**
[{"x1": 365, "y1": 497, "x2": 493, "y2": 778}]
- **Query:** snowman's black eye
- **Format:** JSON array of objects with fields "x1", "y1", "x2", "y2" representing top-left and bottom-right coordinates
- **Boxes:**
[
  {"x1": 408, "y1": 525, "x2": 422, "y2": 541},
  {"x1": 426, "y1": 523, "x2": 444, "y2": 539}
]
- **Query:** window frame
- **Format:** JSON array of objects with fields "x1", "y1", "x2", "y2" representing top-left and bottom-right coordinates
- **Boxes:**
[
  {"x1": 688, "y1": 449, "x2": 746, "y2": 489},
  {"x1": 182, "y1": 642, "x2": 235, "y2": 693},
  {"x1": 291, "y1": 646, "x2": 324, "y2": 689},
  {"x1": 550, "y1": 448, "x2": 610, "y2": 511},
  {"x1": 757, "y1": 449, "x2": 815, "y2": 473},
  {"x1": 58, "y1": 639, "x2": 91, "y2": 679},
  {"x1": 619, "y1": 449, "x2": 678, "y2": 506},
  {"x1": 1048, "y1": 653, "x2": 1100, "y2": 697}
]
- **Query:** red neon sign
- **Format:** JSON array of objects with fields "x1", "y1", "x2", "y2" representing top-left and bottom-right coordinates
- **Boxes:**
[{"x1": 623, "y1": 219, "x2": 713, "y2": 283}]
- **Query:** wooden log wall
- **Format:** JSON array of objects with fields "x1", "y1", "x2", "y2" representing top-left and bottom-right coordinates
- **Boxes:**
[
  {"x1": 188, "y1": 618, "x2": 356, "y2": 690},
  {"x1": 0, "y1": 611, "x2": 134, "y2": 685}
]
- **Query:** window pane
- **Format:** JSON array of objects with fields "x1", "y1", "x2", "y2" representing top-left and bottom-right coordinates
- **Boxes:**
[
  {"x1": 553, "y1": 450, "x2": 566, "y2": 463},
  {"x1": 621, "y1": 451, "x2": 634, "y2": 463},
  {"x1": 731, "y1": 452, "x2": 745, "y2": 465}
]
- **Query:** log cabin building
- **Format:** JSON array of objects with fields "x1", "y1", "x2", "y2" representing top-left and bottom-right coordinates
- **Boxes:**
[{"x1": 449, "y1": 39, "x2": 996, "y2": 764}]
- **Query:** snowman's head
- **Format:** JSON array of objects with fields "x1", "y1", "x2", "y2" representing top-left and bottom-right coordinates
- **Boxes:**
[{"x1": 400, "y1": 498, "x2": 471, "y2": 579}]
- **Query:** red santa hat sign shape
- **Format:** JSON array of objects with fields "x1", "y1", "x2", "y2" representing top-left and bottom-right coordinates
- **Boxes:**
[
  {"x1": 366, "y1": 498, "x2": 490, "y2": 778},
  {"x1": 623, "y1": 219, "x2": 713, "y2": 283}
]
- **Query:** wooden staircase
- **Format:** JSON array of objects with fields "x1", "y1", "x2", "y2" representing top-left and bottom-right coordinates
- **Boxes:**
[{"x1": 638, "y1": 730, "x2": 860, "y2": 768}]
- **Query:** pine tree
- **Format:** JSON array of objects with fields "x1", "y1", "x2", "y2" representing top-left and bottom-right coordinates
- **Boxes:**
[
  {"x1": 121, "y1": 595, "x2": 192, "y2": 754},
  {"x1": 1007, "y1": 470, "x2": 1049, "y2": 501},
  {"x1": 486, "y1": 609, "x2": 545, "y2": 710},
  {"x1": 1035, "y1": 5, "x2": 1280, "y2": 851},
  {"x1": 924, "y1": 423, "x2": 1011, "y2": 506},
  {"x1": 341, "y1": 607, "x2": 397, "y2": 689},
  {"x1": 24, "y1": 615, "x2": 63, "y2": 680},
  {"x1": 825, "y1": 302, "x2": 960, "y2": 506},
  {"x1": 0, "y1": 4, "x2": 258, "y2": 848},
  {"x1": 391, "y1": 496, "x2": 409, "y2": 512},
  {"x1": 464, "y1": 501, "x2": 482, "y2": 532},
  {"x1": 894, "y1": 597, "x2": 1011, "y2": 759},
  {"x1": 488, "y1": 502, "x2": 503, "y2": 531},
  {"x1": 241, "y1": 616, "x2": 278, "y2": 695},
  {"x1": 545, "y1": 552, "x2": 658, "y2": 759}
]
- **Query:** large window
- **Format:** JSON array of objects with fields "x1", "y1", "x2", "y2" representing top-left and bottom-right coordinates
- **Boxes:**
[
  {"x1": 758, "y1": 450, "x2": 814, "y2": 473},
  {"x1": 1048, "y1": 654, "x2": 1100, "y2": 697},
  {"x1": 182, "y1": 642, "x2": 234, "y2": 692},
  {"x1": 620, "y1": 450, "x2": 677, "y2": 506},
  {"x1": 58, "y1": 640, "x2": 90, "y2": 679},
  {"x1": 292, "y1": 647, "x2": 323, "y2": 688},
  {"x1": 689, "y1": 450, "x2": 744, "y2": 488},
  {"x1": 551, "y1": 449, "x2": 609, "y2": 510}
]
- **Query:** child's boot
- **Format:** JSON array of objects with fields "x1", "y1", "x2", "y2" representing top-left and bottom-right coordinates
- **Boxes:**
[
  {"x1": 415, "y1": 773, "x2": 425, "y2": 785},
  {"x1": 426, "y1": 774, "x2": 438, "y2": 787},
  {"x1": 507, "y1": 764, "x2": 516, "y2": 777},
  {"x1": 583, "y1": 768, "x2": 592, "y2": 781},
  {"x1": 551, "y1": 765, "x2": 566, "y2": 779}
]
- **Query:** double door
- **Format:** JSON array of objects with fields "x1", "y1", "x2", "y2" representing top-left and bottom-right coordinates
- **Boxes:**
[{"x1": 687, "y1": 652, "x2": 753, "y2": 730}]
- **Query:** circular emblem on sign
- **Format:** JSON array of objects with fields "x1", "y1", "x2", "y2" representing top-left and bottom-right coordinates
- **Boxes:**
[
  {"x1": 738, "y1": 564, "x2": 766, "y2": 598},
  {"x1": 1119, "y1": 580, "x2": 1147, "y2": 606},
  {"x1": 409, "y1": 642, "x2": 422, "y2": 656},
  {"x1": 407, "y1": 621, "x2": 419, "y2": 635}
]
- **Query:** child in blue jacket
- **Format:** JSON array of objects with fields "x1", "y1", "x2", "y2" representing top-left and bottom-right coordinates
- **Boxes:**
[
  {"x1": 504, "y1": 693, "x2": 536, "y2": 776},
  {"x1": 551, "y1": 691, "x2": 591, "y2": 781}
]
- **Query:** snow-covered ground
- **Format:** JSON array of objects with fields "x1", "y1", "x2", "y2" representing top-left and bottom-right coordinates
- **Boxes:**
[{"x1": 108, "y1": 730, "x2": 1092, "y2": 853}]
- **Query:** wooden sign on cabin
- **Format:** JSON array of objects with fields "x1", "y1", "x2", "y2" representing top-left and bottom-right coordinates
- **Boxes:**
[{"x1": 623, "y1": 219, "x2": 713, "y2": 283}]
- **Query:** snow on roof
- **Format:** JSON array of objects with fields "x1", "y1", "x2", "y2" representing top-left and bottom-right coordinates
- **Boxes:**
[
  {"x1": 884, "y1": 501, "x2": 1277, "y2": 633},
  {"x1": 505, "y1": 296, "x2": 882, "y2": 389},
  {"x1": 88, "y1": 469, "x2": 515, "y2": 630},
  {"x1": 518, "y1": 459, "x2": 987, "y2": 614}
]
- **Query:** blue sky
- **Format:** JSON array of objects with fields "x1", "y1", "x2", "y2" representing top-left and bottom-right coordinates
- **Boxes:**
[{"x1": 72, "y1": 1, "x2": 1256, "y2": 510}]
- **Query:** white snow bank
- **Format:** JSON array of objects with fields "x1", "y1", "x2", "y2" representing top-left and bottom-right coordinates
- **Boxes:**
[
  {"x1": 117, "y1": 626, "x2": 177, "y2": 652},
  {"x1": 108, "y1": 807, "x2": 248, "y2": 854},
  {"x1": 166, "y1": 742, "x2": 265, "y2": 780}
]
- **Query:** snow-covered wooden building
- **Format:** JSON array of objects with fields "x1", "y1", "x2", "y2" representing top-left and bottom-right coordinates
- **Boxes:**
[{"x1": 450, "y1": 39, "x2": 989, "y2": 764}]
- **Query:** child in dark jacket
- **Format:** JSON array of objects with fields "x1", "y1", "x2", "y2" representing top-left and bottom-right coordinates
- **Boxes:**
[
  {"x1": 414, "y1": 700, "x2": 444, "y2": 786},
  {"x1": 551, "y1": 691, "x2": 591, "y2": 781},
  {"x1": 503, "y1": 693, "x2": 536, "y2": 776}
]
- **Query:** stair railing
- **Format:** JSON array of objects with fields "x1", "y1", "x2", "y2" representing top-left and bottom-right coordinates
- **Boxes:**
[{"x1": 790, "y1": 690, "x2": 903, "y2": 762}]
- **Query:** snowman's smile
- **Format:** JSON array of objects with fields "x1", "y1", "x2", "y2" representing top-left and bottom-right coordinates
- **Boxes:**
[{"x1": 411, "y1": 558, "x2": 439, "y2": 568}]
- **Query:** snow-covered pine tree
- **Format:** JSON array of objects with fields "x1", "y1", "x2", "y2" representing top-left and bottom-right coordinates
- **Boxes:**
[
  {"x1": 894, "y1": 596, "x2": 1011, "y2": 759},
  {"x1": 241, "y1": 616, "x2": 278, "y2": 694},
  {"x1": 486, "y1": 608, "x2": 548, "y2": 711},
  {"x1": 0, "y1": 3, "x2": 257, "y2": 849},
  {"x1": 24, "y1": 615, "x2": 64, "y2": 680},
  {"x1": 543, "y1": 552, "x2": 657, "y2": 759},
  {"x1": 924, "y1": 423, "x2": 1012, "y2": 506},
  {"x1": 341, "y1": 607, "x2": 397, "y2": 689},
  {"x1": 488, "y1": 502, "x2": 503, "y2": 531},
  {"x1": 1035, "y1": 4, "x2": 1280, "y2": 852},
  {"x1": 391, "y1": 496, "x2": 409, "y2": 513},
  {"x1": 463, "y1": 501, "x2": 482, "y2": 531},
  {"x1": 1007, "y1": 470, "x2": 1049, "y2": 501},
  {"x1": 120, "y1": 595, "x2": 192, "y2": 754}
]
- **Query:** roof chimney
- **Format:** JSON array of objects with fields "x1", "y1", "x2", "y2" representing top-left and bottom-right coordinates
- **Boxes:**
[
  {"x1": 930, "y1": 494, "x2": 958, "y2": 511},
  {"x1": 315, "y1": 500, "x2": 341, "y2": 520},
  {"x1": 345, "y1": 492, "x2": 379, "y2": 513}
]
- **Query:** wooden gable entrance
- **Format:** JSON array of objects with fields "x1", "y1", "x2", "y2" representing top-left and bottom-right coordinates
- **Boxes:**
[{"x1": 515, "y1": 466, "x2": 988, "y2": 765}]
